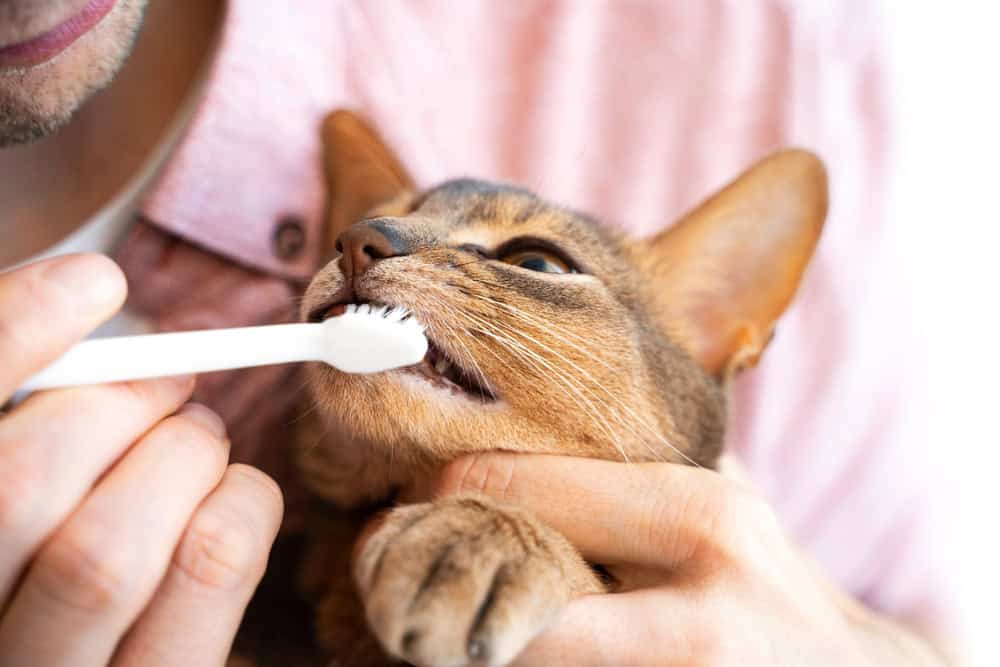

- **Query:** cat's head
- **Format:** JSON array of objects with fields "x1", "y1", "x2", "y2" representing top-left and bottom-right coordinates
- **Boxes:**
[{"x1": 301, "y1": 111, "x2": 826, "y2": 473}]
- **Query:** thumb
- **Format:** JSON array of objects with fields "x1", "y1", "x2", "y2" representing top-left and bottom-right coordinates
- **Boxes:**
[{"x1": 511, "y1": 590, "x2": 697, "y2": 667}]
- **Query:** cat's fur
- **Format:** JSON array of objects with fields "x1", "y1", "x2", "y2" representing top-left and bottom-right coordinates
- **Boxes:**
[{"x1": 293, "y1": 110, "x2": 827, "y2": 667}]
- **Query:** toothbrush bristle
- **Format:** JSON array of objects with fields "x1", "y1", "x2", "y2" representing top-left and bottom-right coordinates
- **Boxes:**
[
  {"x1": 319, "y1": 302, "x2": 428, "y2": 373},
  {"x1": 339, "y1": 303, "x2": 426, "y2": 332}
]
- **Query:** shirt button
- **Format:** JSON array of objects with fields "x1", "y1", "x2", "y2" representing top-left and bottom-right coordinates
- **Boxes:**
[{"x1": 272, "y1": 216, "x2": 306, "y2": 261}]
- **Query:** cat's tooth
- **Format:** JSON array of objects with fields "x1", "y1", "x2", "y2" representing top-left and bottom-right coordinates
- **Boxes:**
[{"x1": 434, "y1": 357, "x2": 450, "y2": 375}]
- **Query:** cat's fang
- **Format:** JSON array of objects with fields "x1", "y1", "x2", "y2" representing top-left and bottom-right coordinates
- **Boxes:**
[{"x1": 434, "y1": 357, "x2": 451, "y2": 375}]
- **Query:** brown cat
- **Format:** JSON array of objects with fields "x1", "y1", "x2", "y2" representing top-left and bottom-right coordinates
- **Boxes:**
[{"x1": 292, "y1": 110, "x2": 827, "y2": 667}]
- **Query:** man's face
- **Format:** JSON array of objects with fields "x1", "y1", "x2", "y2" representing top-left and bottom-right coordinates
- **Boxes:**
[{"x1": 0, "y1": 0, "x2": 148, "y2": 147}]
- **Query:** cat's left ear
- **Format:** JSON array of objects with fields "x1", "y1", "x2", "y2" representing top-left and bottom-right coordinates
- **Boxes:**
[
  {"x1": 638, "y1": 149, "x2": 827, "y2": 380},
  {"x1": 321, "y1": 110, "x2": 415, "y2": 255}
]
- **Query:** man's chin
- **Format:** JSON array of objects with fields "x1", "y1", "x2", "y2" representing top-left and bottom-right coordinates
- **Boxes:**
[
  {"x1": 0, "y1": 88, "x2": 73, "y2": 147},
  {"x1": 0, "y1": 0, "x2": 146, "y2": 147}
]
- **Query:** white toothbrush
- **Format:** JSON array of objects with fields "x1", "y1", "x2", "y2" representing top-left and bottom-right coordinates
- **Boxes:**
[{"x1": 19, "y1": 304, "x2": 427, "y2": 392}]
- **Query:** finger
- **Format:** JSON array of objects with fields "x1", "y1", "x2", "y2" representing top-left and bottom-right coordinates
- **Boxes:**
[
  {"x1": 0, "y1": 404, "x2": 230, "y2": 667},
  {"x1": 0, "y1": 375, "x2": 195, "y2": 602},
  {"x1": 0, "y1": 253, "x2": 126, "y2": 401},
  {"x1": 436, "y1": 453, "x2": 771, "y2": 568},
  {"x1": 111, "y1": 464, "x2": 283, "y2": 667},
  {"x1": 512, "y1": 591, "x2": 699, "y2": 667}
]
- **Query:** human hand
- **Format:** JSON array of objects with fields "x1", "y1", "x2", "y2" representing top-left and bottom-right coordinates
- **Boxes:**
[
  {"x1": 0, "y1": 254, "x2": 283, "y2": 666},
  {"x1": 429, "y1": 453, "x2": 949, "y2": 667}
]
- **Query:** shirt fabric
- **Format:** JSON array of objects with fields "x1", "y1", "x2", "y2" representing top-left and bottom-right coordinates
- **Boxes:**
[{"x1": 40, "y1": 0, "x2": 961, "y2": 642}]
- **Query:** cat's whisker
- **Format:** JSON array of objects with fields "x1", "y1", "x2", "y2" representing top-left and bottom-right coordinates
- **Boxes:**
[
  {"x1": 464, "y1": 291, "x2": 697, "y2": 466},
  {"x1": 471, "y1": 293, "x2": 691, "y2": 447},
  {"x1": 452, "y1": 302, "x2": 638, "y2": 444},
  {"x1": 476, "y1": 325, "x2": 637, "y2": 463},
  {"x1": 474, "y1": 292, "x2": 622, "y2": 375},
  {"x1": 475, "y1": 328, "x2": 630, "y2": 461},
  {"x1": 424, "y1": 297, "x2": 496, "y2": 401},
  {"x1": 454, "y1": 309, "x2": 633, "y2": 462},
  {"x1": 445, "y1": 302, "x2": 599, "y2": 404}
]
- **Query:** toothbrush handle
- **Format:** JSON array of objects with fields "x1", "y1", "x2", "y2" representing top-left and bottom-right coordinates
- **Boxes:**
[{"x1": 20, "y1": 324, "x2": 327, "y2": 391}]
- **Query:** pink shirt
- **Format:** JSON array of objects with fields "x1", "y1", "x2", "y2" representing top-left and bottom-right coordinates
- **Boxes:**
[{"x1": 118, "y1": 0, "x2": 957, "y2": 642}]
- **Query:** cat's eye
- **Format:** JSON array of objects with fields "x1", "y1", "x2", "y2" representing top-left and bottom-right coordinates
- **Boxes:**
[{"x1": 501, "y1": 250, "x2": 573, "y2": 274}]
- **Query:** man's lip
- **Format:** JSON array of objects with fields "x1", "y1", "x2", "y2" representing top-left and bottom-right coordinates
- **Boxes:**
[{"x1": 0, "y1": 0, "x2": 118, "y2": 69}]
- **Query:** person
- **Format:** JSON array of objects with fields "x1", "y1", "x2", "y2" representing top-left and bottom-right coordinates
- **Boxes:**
[{"x1": 0, "y1": 0, "x2": 958, "y2": 664}]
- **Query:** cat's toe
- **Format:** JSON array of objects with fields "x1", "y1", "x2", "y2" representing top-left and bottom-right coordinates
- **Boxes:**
[{"x1": 355, "y1": 495, "x2": 601, "y2": 667}]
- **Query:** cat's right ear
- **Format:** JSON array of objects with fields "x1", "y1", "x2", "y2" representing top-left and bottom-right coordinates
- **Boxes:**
[
  {"x1": 637, "y1": 150, "x2": 827, "y2": 380},
  {"x1": 321, "y1": 110, "x2": 416, "y2": 255}
]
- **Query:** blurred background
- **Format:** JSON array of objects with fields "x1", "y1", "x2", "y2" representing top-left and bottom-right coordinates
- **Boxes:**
[{"x1": 884, "y1": 2, "x2": 999, "y2": 664}]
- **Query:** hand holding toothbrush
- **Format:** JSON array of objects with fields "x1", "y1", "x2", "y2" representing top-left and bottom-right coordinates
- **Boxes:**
[{"x1": 0, "y1": 254, "x2": 283, "y2": 665}]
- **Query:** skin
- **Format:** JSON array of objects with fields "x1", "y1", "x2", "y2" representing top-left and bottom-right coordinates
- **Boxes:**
[
  {"x1": 0, "y1": 3, "x2": 277, "y2": 664},
  {"x1": 0, "y1": 0, "x2": 146, "y2": 146},
  {"x1": 0, "y1": 0, "x2": 221, "y2": 263},
  {"x1": 422, "y1": 452, "x2": 952, "y2": 666},
  {"x1": 0, "y1": 254, "x2": 283, "y2": 666}
]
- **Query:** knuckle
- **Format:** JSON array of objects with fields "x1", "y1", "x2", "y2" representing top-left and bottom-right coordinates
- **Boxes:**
[
  {"x1": 0, "y1": 290, "x2": 46, "y2": 357},
  {"x1": 173, "y1": 509, "x2": 263, "y2": 591},
  {"x1": 152, "y1": 414, "x2": 229, "y2": 467},
  {"x1": 0, "y1": 271, "x2": 71, "y2": 349},
  {"x1": 437, "y1": 456, "x2": 479, "y2": 495},
  {"x1": 716, "y1": 487, "x2": 775, "y2": 533},
  {"x1": 0, "y1": 452, "x2": 43, "y2": 532},
  {"x1": 706, "y1": 486, "x2": 778, "y2": 560},
  {"x1": 0, "y1": 311, "x2": 30, "y2": 359},
  {"x1": 113, "y1": 376, "x2": 195, "y2": 414},
  {"x1": 438, "y1": 453, "x2": 517, "y2": 501},
  {"x1": 228, "y1": 464, "x2": 283, "y2": 513},
  {"x1": 33, "y1": 519, "x2": 141, "y2": 613},
  {"x1": 640, "y1": 488, "x2": 679, "y2": 556}
]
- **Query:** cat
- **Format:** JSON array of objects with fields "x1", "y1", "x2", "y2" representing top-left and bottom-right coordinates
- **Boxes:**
[{"x1": 291, "y1": 110, "x2": 827, "y2": 667}]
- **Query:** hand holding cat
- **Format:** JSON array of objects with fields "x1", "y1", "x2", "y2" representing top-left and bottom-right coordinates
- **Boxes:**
[
  {"x1": 0, "y1": 254, "x2": 282, "y2": 666},
  {"x1": 429, "y1": 453, "x2": 948, "y2": 667}
]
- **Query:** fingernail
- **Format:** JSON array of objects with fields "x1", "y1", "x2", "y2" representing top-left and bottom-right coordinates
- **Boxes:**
[
  {"x1": 43, "y1": 254, "x2": 125, "y2": 308},
  {"x1": 178, "y1": 402, "x2": 227, "y2": 439}
]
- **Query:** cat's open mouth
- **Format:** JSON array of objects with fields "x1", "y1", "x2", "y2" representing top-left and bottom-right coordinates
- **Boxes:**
[
  {"x1": 410, "y1": 342, "x2": 497, "y2": 402},
  {"x1": 314, "y1": 301, "x2": 498, "y2": 402}
]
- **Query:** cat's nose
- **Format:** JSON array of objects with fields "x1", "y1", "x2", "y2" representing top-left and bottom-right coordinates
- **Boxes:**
[{"x1": 336, "y1": 220, "x2": 404, "y2": 280}]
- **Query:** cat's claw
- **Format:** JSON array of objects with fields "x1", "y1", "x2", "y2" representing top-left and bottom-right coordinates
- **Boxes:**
[{"x1": 353, "y1": 496, "x2": 602, "y2": 667}]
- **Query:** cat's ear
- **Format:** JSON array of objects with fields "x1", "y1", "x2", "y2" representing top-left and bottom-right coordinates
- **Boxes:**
[
  {"x1": 639, "y1": 150, "x2": 827, "y2": 379},
  {"x1": 321, "y1": 110, "x2": 416, "y2": 254}
]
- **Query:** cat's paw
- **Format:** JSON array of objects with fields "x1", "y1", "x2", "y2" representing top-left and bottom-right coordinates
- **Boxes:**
[{"x1": 354, "y1": 495, "x2": 602, "y2": 667}]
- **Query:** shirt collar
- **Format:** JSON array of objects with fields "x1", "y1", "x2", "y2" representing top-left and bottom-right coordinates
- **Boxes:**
[{"x1": 138, "y1": 0, "x2": 347, "y2": 281}]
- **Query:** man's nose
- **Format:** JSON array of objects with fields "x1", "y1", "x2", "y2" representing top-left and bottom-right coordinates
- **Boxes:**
[{"x1": 335, "y1": 218, "x2": 407, "y2": 281}]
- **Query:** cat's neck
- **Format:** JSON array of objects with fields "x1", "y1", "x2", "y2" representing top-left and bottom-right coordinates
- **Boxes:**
[{"x1": 296, "y1": 411, "x2": 432, "y2": 510}]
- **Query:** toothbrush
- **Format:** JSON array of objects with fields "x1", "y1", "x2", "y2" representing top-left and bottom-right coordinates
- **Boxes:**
[{"x1": 19, "y1": 304, "x2": 427, "y2": 392}]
